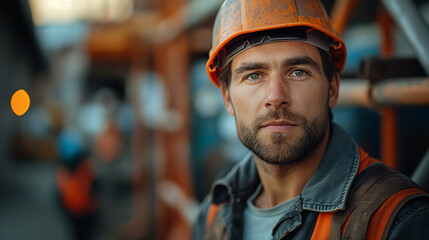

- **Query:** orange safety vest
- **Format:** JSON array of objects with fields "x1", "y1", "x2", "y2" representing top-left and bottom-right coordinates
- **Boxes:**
[
  {"x1": 205, "y1": 148, "x2": 428, "y2": 240},
  {"x1": 56, "y1": 160, "x2": 98, "y2": 216},
  {"x1": 310, "y1": 148, "x2": 428, "y2": 239}
]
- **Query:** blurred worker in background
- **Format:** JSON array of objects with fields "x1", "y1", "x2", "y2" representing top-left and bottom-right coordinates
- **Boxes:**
[
  {"x1": 193, "y1": 0, "x2": 429, "y2": 239},
  {"x1": 55, "y1": 127, "x2": 99, "y2": 240},
  {"x1": 93, "y1": 87, "x2": 125, "y2": 164}
]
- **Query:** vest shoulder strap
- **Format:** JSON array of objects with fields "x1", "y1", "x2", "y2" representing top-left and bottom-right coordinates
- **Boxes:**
[
  {"x1": 204, "y1": 203, "x2": 227, "y2": 240},
  {"x1": 329, "y1": 163, "x2": 428, "y2": 240},
  {"x1": 206, "y1": 203, "x2": 220, "y2": 228}
]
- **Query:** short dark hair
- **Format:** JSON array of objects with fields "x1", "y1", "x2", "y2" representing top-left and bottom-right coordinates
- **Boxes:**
[
  {"x1": 318, "y1": 48, "x2": 337, "y2": 84},
  {"x1": 218, "y1": 63, "x2": 232, "y2": 88},
  {"x1": 218, "y1": 47, "x2": 338, "y2": 88}
]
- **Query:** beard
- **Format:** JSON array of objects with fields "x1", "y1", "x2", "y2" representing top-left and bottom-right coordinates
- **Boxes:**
[{"x1": 236, "y1": 106, "x2": 329, "y2": 165}]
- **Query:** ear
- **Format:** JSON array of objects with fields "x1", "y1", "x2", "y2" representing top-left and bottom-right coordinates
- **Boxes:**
[
  {"x1": 221, "y1": 85, "x2": 235, "y2": 116},
  {"x1": 328, "y1": 72, "x2": 340, "y2": 108}
]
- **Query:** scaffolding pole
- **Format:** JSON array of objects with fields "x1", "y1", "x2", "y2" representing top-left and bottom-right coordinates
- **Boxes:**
[{"x1": 337, "y1": 77, "x2": 429, "y2": 107}]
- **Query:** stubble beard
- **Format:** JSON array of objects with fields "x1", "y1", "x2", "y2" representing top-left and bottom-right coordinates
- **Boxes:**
[{"x1": 236, "y1": 106, "x2": 329, "y2": 165}]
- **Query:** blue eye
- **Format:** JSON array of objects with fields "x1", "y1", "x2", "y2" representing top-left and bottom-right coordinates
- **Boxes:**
[{"x1": 246, "y1": 73, "x2": 261, "y2": 81}]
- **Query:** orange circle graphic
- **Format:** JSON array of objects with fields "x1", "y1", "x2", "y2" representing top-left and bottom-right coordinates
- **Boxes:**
[{"x1": 11, "y1": 89, "x2": 31, "y2": 116}]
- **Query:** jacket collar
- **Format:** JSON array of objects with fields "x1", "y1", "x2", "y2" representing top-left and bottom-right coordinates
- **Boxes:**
[
  {"x1": 301, "y1": 124, "x2": 360, "y2": 212},
  {"x1": 210, "y1": 151, "x2": 259, "y2": 204},
  {"x1": 210, "y1": 124, "x2": 360, "y2": 212}
]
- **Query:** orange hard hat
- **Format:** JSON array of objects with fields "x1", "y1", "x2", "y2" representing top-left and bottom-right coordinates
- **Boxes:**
[{"x1": 206, "y1": 0, "x2": 347, "y2": 87}]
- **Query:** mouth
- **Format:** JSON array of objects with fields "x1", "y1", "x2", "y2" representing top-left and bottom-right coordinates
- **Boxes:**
[{"x1": 260, "y1": 120, "x2": 297, "y2": 132}]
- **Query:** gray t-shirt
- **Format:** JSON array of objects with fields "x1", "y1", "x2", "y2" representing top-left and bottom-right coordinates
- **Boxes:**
[{"x1": 243, "y1": 184, "x2": 299, "y2": 240}]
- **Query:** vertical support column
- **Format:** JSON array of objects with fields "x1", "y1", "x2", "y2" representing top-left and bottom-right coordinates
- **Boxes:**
[
  {"x1": 123, "y1": 33, "x2": 154, "y2": 240},
  {"x1": 378, "y1": 6, "x2": 398, "y2": 169},
  {"x1": 153, "y1": 0, "x2": 194, "y2": 239},
  {"x1": 153, "y1": 41, "x2": 169, "y2": 240},
  {"x1": 380, "y1": 107, "x2": 398, "y2": 169},
  {"x1": 378, "y1": 7, "x2": 394, "y2": 57}
]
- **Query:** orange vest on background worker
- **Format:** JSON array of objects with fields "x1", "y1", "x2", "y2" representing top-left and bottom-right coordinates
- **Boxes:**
[
  {"x1": 56, "y1": 159, "x2": 99, "y2": 216},
  {"x1": 55, "y1": 127, "x2": 99, "y2": 217}
]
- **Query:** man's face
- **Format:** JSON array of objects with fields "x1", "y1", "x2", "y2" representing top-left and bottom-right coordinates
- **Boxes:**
[{"x1": 221, "y1": 41, "x2": 339, "y2": 165}]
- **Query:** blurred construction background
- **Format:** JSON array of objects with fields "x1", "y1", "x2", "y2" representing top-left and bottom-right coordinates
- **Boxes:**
[{"x1": 0, "y1": 0, "x2": 428, "y2": 239}]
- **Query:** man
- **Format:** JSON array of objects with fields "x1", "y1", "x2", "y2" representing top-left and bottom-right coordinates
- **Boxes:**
[{"x1": 193, "y1": 0, "x2": 429, "y2": 239}]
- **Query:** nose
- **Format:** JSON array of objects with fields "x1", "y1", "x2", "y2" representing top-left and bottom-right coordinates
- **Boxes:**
[{"x1": 264, "y1": 76, "x2": 291, "y2": 109}]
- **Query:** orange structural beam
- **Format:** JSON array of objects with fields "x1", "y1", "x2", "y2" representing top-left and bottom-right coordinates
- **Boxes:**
[
  {"x1": 330, "y1": 0, "x2": 361, "y2": 35},
  {"x1": 380, "y1": 107, "x2": 397, "y2": 169},
  {"x1": 377, "y1": 4, "x2": 397, "y2": 170},
  {"x1": 378, "y1": 6, "x2": 395, "y2": 57}
]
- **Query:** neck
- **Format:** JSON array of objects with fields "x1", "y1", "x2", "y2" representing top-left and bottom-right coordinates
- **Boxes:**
[{"x1": 253, "y1": 127, "x2": 330, "y2": 208}]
